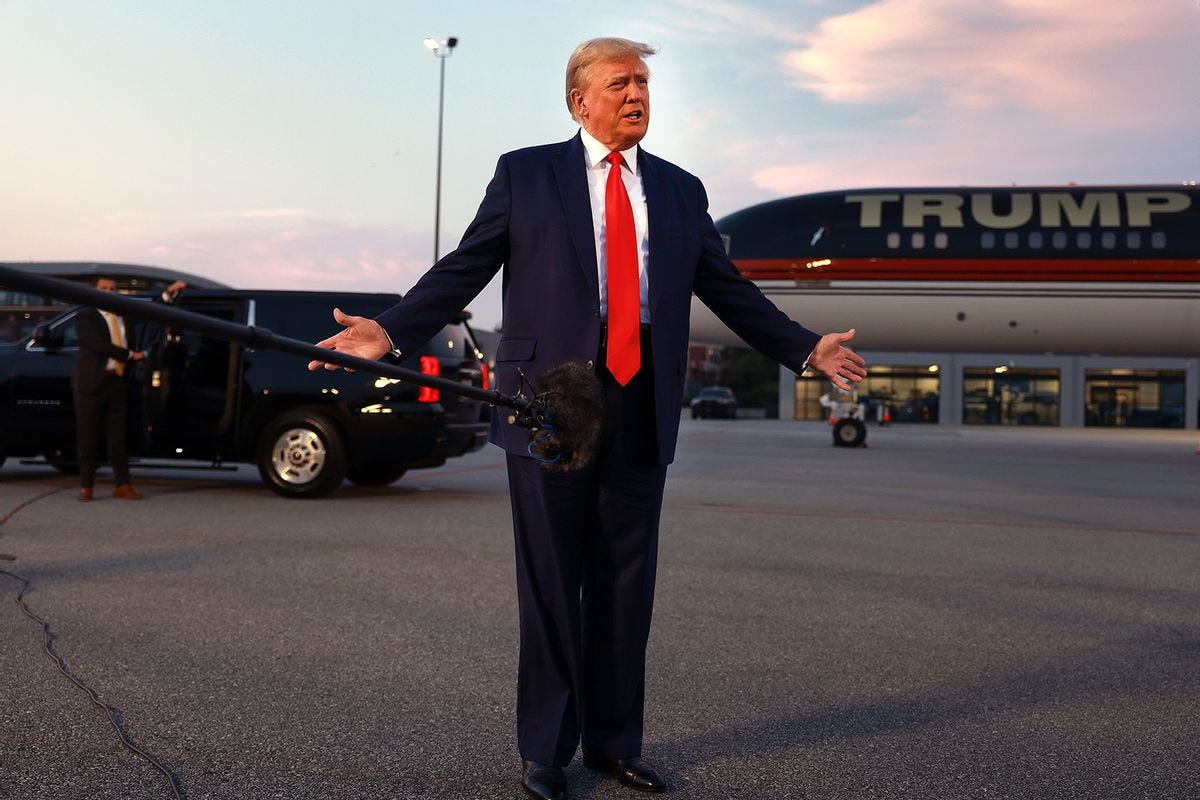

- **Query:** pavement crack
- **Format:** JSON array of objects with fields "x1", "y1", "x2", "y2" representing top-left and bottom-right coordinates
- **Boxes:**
[{"x1": 1, "y1": 486, "x2": 188, "y2": 799}]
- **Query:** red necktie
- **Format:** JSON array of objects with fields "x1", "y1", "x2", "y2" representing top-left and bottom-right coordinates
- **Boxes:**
[{"x1": 604, "y1": 151, "x2": 640, "y2": 385}]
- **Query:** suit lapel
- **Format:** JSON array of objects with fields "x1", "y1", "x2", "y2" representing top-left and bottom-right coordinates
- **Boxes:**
[
  {"x1": 552, "y1": 132, "x2": 600, "y2": 305},
  {"x1": 639, "y1": 149, "x2": 671, "y2": 319}
]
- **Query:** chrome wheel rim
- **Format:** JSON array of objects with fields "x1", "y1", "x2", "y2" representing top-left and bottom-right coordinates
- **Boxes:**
[{"x1": 271, "y1": 427, "x2": 325, "y2": 485}]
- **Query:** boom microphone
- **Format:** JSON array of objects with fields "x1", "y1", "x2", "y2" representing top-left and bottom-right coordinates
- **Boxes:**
[{"x1": 0, "y1": 265, "x2": 602, "y2": 470}]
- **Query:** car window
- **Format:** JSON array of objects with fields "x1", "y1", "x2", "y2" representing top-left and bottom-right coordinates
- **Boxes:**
[
  {"x1": 52, "y1": 313, "x2": 80, "y2": 347},
  {"x1": 24, "y1": 310, "x2": 80, "y2": 350}
]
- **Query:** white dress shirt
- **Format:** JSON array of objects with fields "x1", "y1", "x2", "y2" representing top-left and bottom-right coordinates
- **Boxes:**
[
  {"x1": 580, "y1": 127, "x2": 651, "y2": 325},
  {"x1": 99, "y1": 310, "x2": 128, "y2": 373}
]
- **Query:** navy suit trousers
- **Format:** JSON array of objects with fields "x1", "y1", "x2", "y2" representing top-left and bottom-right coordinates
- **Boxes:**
[{"x1": 505, "y1": 328, "x2": 667, "y2": 765}]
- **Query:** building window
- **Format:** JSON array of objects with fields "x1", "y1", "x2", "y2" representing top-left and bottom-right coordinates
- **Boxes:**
[
  {"x1": 962, "y1": 367, "x2": 1060, "y2": 426},
  {"x1": 797, "y1": 366, "x2": 939, "y2": 423},
  {"x1": 794, "y1": 374, "x2": 829, "y2": 421},
  {"x1": 1084, "y1": 369, "x2": 1185, "y2": 428}
]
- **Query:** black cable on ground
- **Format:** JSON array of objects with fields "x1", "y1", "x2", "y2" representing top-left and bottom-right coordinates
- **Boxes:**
[{"x1": 1, "y1": 486, "x2": 187, "y2": 799}]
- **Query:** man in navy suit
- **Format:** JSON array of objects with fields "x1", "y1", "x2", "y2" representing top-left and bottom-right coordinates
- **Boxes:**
[{"x1": 310, "y1": 37, "x2": 866, "y2": 799}]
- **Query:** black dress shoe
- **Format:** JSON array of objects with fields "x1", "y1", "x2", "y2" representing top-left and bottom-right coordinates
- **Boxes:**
[
  {"x1": 582, "y1": 753, "x2": 668, "y2": 793},
  {"x1": 522, "y1": 760, "x2": 568, "y2": 800}
]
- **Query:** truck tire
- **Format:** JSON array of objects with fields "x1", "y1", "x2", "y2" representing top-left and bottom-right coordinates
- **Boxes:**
[
  {"x1": 347, "y1": 464, "x2": 408, "y2": 486},
  {"x1": 256, "y1": 411, "x2": 348, "y2": 498},
  {"x1": 832, "y1": 418, "x2": 867, "y2": 448}
]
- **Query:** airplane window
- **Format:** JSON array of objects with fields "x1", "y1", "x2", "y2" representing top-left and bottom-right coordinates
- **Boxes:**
[
  {"x1": 1004, "y1": 232, "x2": 1019, "y2": 249},
  {"x1": 1101, "y1": 232, "x2": 1116, "y2": 250},
  {"x1": 1076, "y1": 232, "x2": 1092, "y2": 248},
  {"x1": 1052, "y1": 232, "x2": 1067, "y2": 249},
  {"x1": 886, "y1": 232, "x2": 901, "y2": 249},
  {"x1": 934, "y1": 232, "x2": 948, "y2": 249},
  {"x1": 911, "y1": 232, "x2": 926, "y2": 249},
  {"x1": 1126, "y1": 232, "x2": 1142, "y2": 249},
  {"x1": 1151, "y1": 232, "x2": 1167, "y2": 249},
  {"x1": 981, "y1": 232, "x2": 995, "y2": 249},
  {"x1": 1028, "y1": 232, "x2": 1043, "y2": 249}
]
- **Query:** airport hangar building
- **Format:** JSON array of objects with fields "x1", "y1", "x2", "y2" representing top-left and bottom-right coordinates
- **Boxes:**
[{"x1": 693, "y1": 185, "x2": 1200, "y2": 429}]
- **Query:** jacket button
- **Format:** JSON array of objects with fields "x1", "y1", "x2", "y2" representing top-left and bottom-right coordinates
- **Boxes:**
[{"x1": 585, "y1": 359, "x2": 594, "y2": 370}]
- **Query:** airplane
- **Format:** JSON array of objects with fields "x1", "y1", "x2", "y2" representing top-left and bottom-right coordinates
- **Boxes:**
[{"x1": 692, "y1": 184, "x2": 1200, "y2": 358}]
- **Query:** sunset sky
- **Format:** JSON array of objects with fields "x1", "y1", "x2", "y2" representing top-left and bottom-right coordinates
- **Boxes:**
[{"x1": 3, "y1": 0, "x2": 1197, "y2": 329}]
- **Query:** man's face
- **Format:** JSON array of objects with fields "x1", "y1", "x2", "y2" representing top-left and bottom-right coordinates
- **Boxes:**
[
  {"x1": 96, "y1": 279, "x2": 116, "y2": 293},
  {"x1": 573, "y1": 56, "x2": 650, "y2": 152}
]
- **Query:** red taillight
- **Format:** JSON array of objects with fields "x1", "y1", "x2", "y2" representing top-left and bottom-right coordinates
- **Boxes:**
[
  {"x1": 480, "y1": 362, "x2": 489, "y2": 391},
  {"x1": 419, "y1": 356, "x2": 440, "y2": 403}
]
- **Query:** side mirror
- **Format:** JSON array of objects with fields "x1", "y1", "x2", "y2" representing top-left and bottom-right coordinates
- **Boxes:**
[{"x1": 30, "y1": 324, "x2": 62, "y2": 349}]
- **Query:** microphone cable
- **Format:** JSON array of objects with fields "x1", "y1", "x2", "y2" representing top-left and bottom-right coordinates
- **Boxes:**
[{"x1": 1, "y1": 486, "x2": 187, "y2": 799}]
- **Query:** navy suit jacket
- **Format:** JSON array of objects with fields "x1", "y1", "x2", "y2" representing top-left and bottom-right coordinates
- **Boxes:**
[{"x1": 376, "y1": 132, "x2": 822, "y2": 466}]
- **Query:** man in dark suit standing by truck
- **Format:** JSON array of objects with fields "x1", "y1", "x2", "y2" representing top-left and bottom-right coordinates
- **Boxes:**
[{"x1": 73, "y1": 276, "x2": 184, "y2": 501}]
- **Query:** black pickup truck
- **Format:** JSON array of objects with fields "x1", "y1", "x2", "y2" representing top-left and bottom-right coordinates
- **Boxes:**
[{"x1": 0, "y1": 289, "x2": 490, "y2": 497}]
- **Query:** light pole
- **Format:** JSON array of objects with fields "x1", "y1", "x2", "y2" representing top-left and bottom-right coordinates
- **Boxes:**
[{"x1": 423, "y1": 36, "x2": 458, "y2": 263}]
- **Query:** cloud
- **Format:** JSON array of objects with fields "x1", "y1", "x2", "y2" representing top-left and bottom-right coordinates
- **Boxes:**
[
  {"x1": 652, "y1": 0, "x2": 1200, "y2": 200},
  {"x1": 784, "y1": 0, "x2": 1190, "y2": 124},
  {"x1": 79, "y1": 212, "x2": 432, "y2": 295},
  {"x1": 643, "y1": 0, "x2": 808, "y2": 43},
  {"x1": 238, "y1": 208, "x2": 318, "y2": 221}
]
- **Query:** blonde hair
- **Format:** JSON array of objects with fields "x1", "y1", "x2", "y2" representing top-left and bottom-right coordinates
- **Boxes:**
[{"x1": 565, "y1": 37, "x2": 657, "y2": 122}]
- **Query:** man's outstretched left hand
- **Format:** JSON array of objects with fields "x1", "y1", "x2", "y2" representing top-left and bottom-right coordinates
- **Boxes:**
[{"x1": 807, "y1": 328, "x2": 867, "y2": 391}]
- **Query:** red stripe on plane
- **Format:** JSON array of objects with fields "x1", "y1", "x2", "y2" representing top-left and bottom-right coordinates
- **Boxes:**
[{"x1": 735, "y1": 258, "x2": 1200, "y2": 282}]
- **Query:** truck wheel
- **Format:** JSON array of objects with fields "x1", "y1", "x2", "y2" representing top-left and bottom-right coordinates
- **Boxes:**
[
  {"x1": 832, "y1": 418, "x2": 867, "y2": 448},
  {"x1": 347, "y1": 464, "x2": 408, "y2": 486},
  {"x1": 257, "y1": 411, "x2": 347, "y2": 498}
]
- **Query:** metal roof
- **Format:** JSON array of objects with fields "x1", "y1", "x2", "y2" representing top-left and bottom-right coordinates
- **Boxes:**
[{"x1": 0, "y1": 261, "x2": 231, "y2": 289}]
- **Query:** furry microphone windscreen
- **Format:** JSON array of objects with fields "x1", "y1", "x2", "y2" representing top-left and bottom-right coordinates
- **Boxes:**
[{"x1": 528, "y1": 361, "x2": 603, "y2": 471}]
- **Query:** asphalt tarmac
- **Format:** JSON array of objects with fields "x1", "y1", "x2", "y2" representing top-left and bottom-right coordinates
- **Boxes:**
[{"x1": 1, "y1": 419, "x2": 1197, "y2": 800}]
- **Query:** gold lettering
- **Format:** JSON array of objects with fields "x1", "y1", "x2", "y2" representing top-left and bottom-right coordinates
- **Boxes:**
[
  {"x1": 845, "y1": 194, "x2": 899, "y2": 227},
  {"x1": 1039, "y1": 193, "x2": 1120, "y2": 227},
  {"x1": 1125, "y1": 191, "x2": 1191, "y2": 227},
  {"x1": 971, "y1": 193, "x2": 1033, "y2": 229},
  {"x1": 901, "y1": 194, "x2": 964, "y2": 228}
]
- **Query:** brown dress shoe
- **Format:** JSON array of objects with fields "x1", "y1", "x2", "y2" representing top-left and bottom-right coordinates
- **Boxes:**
[
  {"x1": 79, "y1": 487, "x2": 93, "y2": 502},
  {"x1": 112, "y1": 484, "x2": 143, "y2": 500}
]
